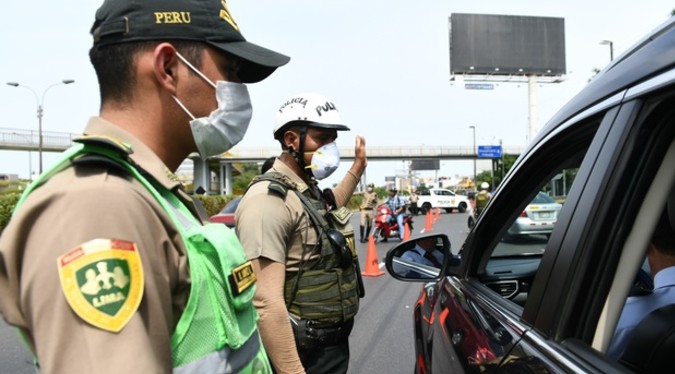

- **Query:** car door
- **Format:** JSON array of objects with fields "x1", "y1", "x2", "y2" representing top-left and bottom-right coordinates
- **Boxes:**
[
  {"x1": 521, "y1": 77, "x2": 675, "y2": 369},
  {"x1": 431, "y1": 107, "x2": 606, "y2": 372},
  {"x1": 439, "y1": 68, "x2": 675, "y2": 373}
]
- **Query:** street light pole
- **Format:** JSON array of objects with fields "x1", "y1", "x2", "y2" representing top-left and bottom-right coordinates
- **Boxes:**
[
  {"x1": 600, "y1": 40, "x2": 614, "y2": 61},
  {"x1": 469, "y1": 125, "x2": 476, "y2": 189},
  {"x1": 6, "y1": 79, "x2": 75, "y2": 174}
]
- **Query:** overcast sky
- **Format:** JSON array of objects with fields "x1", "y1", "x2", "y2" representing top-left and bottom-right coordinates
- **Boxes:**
[{"x1": 2, "y1": 1, "x2": 673, "y2": 188}]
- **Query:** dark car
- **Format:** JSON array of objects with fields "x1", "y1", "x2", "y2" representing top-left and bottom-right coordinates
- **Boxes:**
[
  {"x1": 386, "y1": 17, "x2": 675, "y2": 373},
  {"x1": 209, "y1": 196, "x2": 241, "y2": 228}
]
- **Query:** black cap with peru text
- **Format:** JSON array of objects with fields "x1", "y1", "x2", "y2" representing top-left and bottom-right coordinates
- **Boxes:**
[{"x1": 91, "y1": 0, "x2": 290, "y2": 83}]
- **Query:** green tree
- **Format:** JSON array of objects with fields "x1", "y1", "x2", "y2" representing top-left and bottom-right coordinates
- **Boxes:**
[
  {"x1": 231, "y1": 162, "x2": 263, "y2": 195},
  {"x1": 477, "y1": 154, "x2": 519, "y2": 189}
]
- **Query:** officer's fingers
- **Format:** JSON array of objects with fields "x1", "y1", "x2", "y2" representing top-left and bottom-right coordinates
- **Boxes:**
[{"x1": 355, "y1": 135, "x2": 366, "y2": 151}]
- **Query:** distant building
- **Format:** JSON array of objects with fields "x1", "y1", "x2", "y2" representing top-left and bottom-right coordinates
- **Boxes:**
[{"x1": 0, "y1": 173, "x2": 19, "y2": 181}]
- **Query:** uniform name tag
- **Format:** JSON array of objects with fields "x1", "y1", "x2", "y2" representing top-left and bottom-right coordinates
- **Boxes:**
[{"x1": 229, "y1": 261, "x2": 256, "y2": 296}]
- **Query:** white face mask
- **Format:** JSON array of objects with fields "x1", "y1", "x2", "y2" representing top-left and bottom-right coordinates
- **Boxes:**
[
  {"x1": 172, "y1": 52, "x2": 252, "y2": 158},
  {"x1": 305, "y1": 141, "x2": 340, "y2": 180},
  {"x1": 367, "y1": 187, "x2": 373, "y2": 192}
]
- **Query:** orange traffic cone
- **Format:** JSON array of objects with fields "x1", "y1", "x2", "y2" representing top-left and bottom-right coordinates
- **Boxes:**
[
  {"x1": 422, "y1": 209, "x2": 433, "y2": 233},
  {"x1": 361, "y1": 234, "x2": 384, "y2": 277},
  {"x1": 435, "y1": 207, "x2": 441, "y2": 221},
  {"x1": 403, "y1": 220, "x2": 411, "y2": 240}
]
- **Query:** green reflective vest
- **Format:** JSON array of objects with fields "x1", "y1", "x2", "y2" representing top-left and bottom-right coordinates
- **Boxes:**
[{"x1": 15, "y1": 136, "x2": 271, "y2": 373}]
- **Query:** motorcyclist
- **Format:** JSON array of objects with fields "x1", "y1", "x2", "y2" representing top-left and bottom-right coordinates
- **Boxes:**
[
  {"x1": 385, "y1": 188, "x2": 406, "y2": 240},
  {"x1": 475, "y1": 182, "x2": 492, "y2": 216}
]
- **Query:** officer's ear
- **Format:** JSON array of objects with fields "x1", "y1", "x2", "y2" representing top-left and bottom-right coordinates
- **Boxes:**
[
  {"x1": 283, "y1": 129, "x2": 299, "y2": 150},
  {"x1": 153, "y1": 43, "x2": 181, "y2": 95}
]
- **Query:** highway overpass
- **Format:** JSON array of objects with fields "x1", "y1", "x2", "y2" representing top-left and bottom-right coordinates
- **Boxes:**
[{"x1": 1, "y1": 127, "x2": 524, "y2": 193}]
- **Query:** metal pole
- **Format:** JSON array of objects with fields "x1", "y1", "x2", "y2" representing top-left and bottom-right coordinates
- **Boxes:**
[
  {"x1": 600, "y1": 40, "x2": 614, "y2": 62},
  {"x1": 500, "y1": 139, "x2": 505, "y2": 182},
  {"x1": 609, "y1": 41, "x2": 614, "y2": 61},
  {"x1": 527, "y1": 75, "x2": 538, "y2": 144},
  {"x1": 37, "y1": 104, "x2": 44, "y2": 173},
  {"x1": 469, "y1": 125, "x2": 476, "y2": 188},
  {"x1": 6, "y1": 80, "x2": 75, "y2": 175},
  {"x1": 28, "y1": 151, "x2": 32, "y2": 181}
]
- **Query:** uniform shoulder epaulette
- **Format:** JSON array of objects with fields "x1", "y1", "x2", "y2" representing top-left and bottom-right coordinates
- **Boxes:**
[
  {"x1": 248, "y1": 171, "x2": 298, "y2": 199},
  {"x1": 73, "y1": 135, "x2": 134, "y2": 156},
  {"x1": 267, "y1": 181, "x2": 288, "y2": 198},
  {"x1": 71, "y1": 135, "x2": 134, "y2": 175}
]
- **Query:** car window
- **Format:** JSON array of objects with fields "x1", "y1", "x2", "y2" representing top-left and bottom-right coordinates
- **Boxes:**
[{"x1": 476, "y1": 116, "x2": 602, "y2": 308}]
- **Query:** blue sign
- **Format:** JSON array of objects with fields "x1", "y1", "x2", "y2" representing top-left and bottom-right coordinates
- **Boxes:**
[
  {"x1": 465, "y1": 83, "x2": 494, "y2": 90},
  {"x1": 477, "y1": 145, "x2": 502, "y2": 158}
]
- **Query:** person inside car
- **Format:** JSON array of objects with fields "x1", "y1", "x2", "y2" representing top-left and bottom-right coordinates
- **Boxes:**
[
  {"x1": 608, "y1": 192, "x2": 675, "y2": 359},
  {"x1": 401, "y1": 236, "x2": 445, "y2": 268}
]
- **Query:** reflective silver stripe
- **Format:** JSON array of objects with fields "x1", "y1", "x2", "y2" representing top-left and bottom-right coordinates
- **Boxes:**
[
  {"x1": 173, "y1": 331, "x2": 262, "y2": 374},
  {"x1": 164, "y1": 198, "x2": 198, "y2": 231}
]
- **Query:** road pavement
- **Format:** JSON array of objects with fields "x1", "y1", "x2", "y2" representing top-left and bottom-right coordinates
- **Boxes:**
[{"x1": 0, "y1": 209, "x2": 471, "y2": 373}]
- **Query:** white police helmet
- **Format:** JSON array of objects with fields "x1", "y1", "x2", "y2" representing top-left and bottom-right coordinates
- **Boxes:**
[
  {"x1": 481, "y1": 182, "x2": 490, "y2": 189},
  {"x1": 273, "y1": 93, "x2": 350, "y2": 140}
]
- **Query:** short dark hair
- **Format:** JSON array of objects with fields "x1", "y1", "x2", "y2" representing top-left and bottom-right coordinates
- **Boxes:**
[
  {"x1": 652, "y1": 207, "x2": 675, "y2": 256},
  {"x1": 261, "y1": 157, "x2": 276, "y2": 174},
  {"x1": 277, "y1": 125, "x2": 305, "y2": 150},
  {"x1": 89, "y1": 40, "x2": 205, "y2": 105}
]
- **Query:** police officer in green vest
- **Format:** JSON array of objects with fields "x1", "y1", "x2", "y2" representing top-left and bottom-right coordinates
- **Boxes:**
[
  {"x1": 236, "y1": 93, "x2": 367, "y2": 373},
  {"x1": 0, "y1": 0, "x2": 289, "y2": 372},
  {"x1": 475, "y1": 182, "x2": 492, "y2": 215}
]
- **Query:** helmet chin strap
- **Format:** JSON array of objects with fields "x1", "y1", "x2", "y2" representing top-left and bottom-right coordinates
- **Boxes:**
[{"x1": 289, "y1": 126, "x2": 314, "y2": 180}]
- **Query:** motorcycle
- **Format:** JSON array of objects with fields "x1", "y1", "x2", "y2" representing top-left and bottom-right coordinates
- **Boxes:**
[
  {"x1": 467, "y1": 206, "x2": 484, "y2": 229},
  {"x1": 373, "y1": 204, "x2": 414, "y2": 242}
]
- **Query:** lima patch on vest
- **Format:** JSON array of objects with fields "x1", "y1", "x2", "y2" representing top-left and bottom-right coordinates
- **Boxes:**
[{"x1": 58, "y1": 239, "x2": 144, "y2": 333}]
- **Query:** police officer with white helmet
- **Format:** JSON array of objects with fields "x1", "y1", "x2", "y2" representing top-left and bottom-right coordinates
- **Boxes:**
[{"x1": 236, "y1": 93, "x2": 367, "y2": 373}]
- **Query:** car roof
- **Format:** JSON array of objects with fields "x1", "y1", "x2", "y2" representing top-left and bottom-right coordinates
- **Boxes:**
[{"x1": 535, "y1": 17, "x2": 675, "y2": 146}]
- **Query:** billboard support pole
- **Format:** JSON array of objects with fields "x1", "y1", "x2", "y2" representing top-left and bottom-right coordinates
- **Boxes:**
[{"x1": 527, "y1": 75, "x2": 538, "y2": 144}]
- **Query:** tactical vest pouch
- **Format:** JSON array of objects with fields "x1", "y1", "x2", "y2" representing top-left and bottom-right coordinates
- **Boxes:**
[
  {"x1": 326, "y1": 207, "x2": 356, "y2": 259},
  {"x1": 325, "y1": 207, "x2": 365, "y2": 298}
]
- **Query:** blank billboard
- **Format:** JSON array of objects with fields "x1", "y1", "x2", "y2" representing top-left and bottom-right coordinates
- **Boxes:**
[
  {"x1": 411, "y1": 159, "x2": 440, "y2": 171},
  {"x1": 449, "y1": 13, "x2": 565, "y2": 76}
]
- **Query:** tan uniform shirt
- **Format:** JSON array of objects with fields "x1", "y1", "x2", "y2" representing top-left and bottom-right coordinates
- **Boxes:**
[
  {"x1": 236, "y1": 160, "x2": 319, "y2": 271},
  {"x1": 359, "y1": 191, "x2": 378, "y2": 210},
  {"x1": 237, "y1": 159, "x2": 359, "y2": 270},
  {"x1": 0, "y1": 117, "x2": 196, "y2": 373}
]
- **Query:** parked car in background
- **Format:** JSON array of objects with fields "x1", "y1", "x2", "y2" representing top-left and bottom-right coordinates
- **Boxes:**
[
  {"x1": 454, "y1": 189, "x2": 477, "y2": 200},
  {"x1": 386, "y1": 16, "x2": 675, "y2": 373},
  {"x1": 209, "y1": 196, "x2": 241, "y2": 228},
  {"x1": 417, "y1": 188, "x2": 470, "y2": 213},
  {"x1": 507, "y1": 191, "x2": 562, "y2": 238}
]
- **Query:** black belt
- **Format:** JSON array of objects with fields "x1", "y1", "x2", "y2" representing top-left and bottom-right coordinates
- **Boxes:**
[{"x1": 302, "y1": 319, "x2": 354, "y2": 346}]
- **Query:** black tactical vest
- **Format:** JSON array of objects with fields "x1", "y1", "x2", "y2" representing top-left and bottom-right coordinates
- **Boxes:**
[{"x1": 247, "y1": 172, "x2": 362, "y2": 324}]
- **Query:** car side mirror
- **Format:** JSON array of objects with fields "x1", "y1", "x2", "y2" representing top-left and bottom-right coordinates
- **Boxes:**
[{"x1": 385, "y1": 234, "x2": 458, "y2": 282}]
